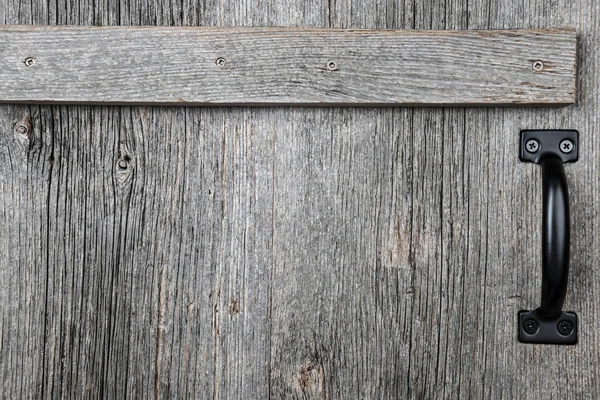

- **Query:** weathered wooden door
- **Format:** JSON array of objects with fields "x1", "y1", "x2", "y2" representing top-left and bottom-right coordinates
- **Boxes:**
[{"x1": 0, "y1": 0, "x2": 597, "y2": 398}]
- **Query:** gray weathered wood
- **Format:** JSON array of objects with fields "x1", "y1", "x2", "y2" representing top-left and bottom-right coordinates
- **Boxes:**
[
  {"x1": 0, "y1": 25, "x2": 576, "y2": 106},
  {"x1": 1, "y1": 0, "x2": 600, "y2": 399}
]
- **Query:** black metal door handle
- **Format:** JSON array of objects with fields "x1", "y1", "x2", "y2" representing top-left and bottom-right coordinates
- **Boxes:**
[
  {"x1": 518, "y1": 130, "x2": 578, "y2": 345},
  {"x1": 540, "y1": 157, "x2": 570, "y2": 317}
]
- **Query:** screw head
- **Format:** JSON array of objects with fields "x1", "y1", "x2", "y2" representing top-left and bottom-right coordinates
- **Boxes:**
[
  {"x1": 532, "y1": 60, "x2": 544, "y2": 72},
  {"x1": 326, "y1": 61, "x2": 338, "y2": 71},
  {"x1": 525, "y1": 139, "x2": 540, "y2": 153},
  {"x1": 24, "y1": 57, "x2": 36, "y2": 67},
  {"x1": 559, "y1": 139, "x2": 574, "y2": 154},
  {"x1": 558, "y1": 320, "x2": 573, "y2": 336},
  {"x1": 523, "y1": 319, "x2": 539, "y2": 334},
  {"x1": 215, "y1": 57, "x2": 226, "y2": 67}
]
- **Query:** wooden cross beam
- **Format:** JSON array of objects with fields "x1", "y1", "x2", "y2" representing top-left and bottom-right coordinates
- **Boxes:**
[{"x1": 0, "y1": 26, "x2": 576, "y2": 106}]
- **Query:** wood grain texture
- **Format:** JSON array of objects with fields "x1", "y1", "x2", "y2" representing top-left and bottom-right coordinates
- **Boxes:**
[
  {"x1": 1, "y1": 0, "x2": 600, "y2": 399},
  {"x1": 0, "y1": 25, "x2": 577, "y2": 106}
]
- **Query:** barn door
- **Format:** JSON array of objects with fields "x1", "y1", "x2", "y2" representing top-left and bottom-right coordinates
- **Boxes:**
[{"x1": 0, "y1": 0, "x2": 597, "y2": 398}]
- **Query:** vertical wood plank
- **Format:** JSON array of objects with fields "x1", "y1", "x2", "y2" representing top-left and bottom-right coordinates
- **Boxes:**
[
  {"x1": 464, "y1": 0, "x2": 600, "y2": 398},
  {"x1": 268, "y1": 3, "x2": 421, "y2": 399},
  {"x1": 0, "y1": 104, "x2": 47, "y2": 398}
]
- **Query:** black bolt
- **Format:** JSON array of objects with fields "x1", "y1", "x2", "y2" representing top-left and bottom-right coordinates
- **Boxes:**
[
  {"x1": 558, "y1": 320, "x2": 573, "y2": 336},
  {"x1": 523, "y1": 319, "x2": 539, "y2": 334}
]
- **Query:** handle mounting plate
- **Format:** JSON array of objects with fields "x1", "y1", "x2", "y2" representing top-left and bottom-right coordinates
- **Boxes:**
[
  {"x1": 520, "y1": 129, "x2": 578, "y2": 164},
  {"x1": 518, "y1": 309, "x2": 578, "y2": 345}
]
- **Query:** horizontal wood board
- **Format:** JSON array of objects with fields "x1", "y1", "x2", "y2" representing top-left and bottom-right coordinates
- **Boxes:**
[{"x1": 0, "y1": 25, "x2": 576, "y2": 106}]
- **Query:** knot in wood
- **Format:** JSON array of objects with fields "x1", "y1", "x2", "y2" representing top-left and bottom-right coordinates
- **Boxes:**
[
  {"x1": 297, "y1": 362, "x2": 325, "y2": 393},
  {"x1": 115, "y1": 154, "x2": 133, "y2": 188},
  {"x1": 14, "y1": 115, "x2": 33, "y2": 145},
  {"x1": 14, "y1": 123, "x2": 29, "y2": 136}
]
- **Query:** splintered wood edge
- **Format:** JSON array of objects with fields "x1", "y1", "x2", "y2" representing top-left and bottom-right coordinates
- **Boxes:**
[{"x1": 0, "y1": 26, "x2": 577, "y2": 106}]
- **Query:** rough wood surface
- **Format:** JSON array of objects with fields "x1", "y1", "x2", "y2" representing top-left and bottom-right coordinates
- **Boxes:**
[
  {"x1": 0, "y1": 25, "x2": 576, "y2": 106},
  {"x1": 0, "y1": 0, "x2": 599, "y2": 399}
]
